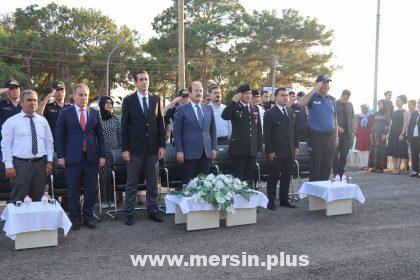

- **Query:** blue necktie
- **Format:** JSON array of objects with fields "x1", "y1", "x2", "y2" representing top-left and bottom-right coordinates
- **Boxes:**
[
  {"x1": 26, "y1": 115, "x2": 38, "y2": 155},
  {"x1": 196, "y1": 104, "x2": 204, "y2": 128},
  {"x1": 142, "y1": 97, "x2": 149, "y2": 116}
]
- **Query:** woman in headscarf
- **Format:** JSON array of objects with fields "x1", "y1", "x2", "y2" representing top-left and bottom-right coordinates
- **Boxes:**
[
  {"x1": 368, "y1": 100, "x2": 391, "y2": 173},
  {"x1": 98, "y1": 96, "x2": 121, "y2": 205},
  {"x1": 356, "y1": 104, "x2": 375, "y2": 169}
]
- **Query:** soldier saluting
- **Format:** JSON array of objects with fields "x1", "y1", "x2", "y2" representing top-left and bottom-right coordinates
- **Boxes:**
[{"x1": 221, "y1": 84, "x2": 262, "y2": 186}]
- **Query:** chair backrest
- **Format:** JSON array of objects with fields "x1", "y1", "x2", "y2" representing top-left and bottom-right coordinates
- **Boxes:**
[
  {"x1": 211, "y1": 145, "x2": 233, "y2": 175},
  {"x1": 111, "y1": 149, "x2": 147, "y2": 188},
  {"x1": 0, "y1": 162, "x2": 11, "y2": 201},
  {"x1": 162, "y1": 146, "x2": 183, "y2": 188}
]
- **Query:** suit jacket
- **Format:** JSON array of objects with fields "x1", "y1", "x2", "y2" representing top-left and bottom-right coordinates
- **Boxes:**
[
  {"x1": 173, "y1": 102, "x2": 217, "y2": 160},
  {"x1": 56, "y1": 106, "x2": 105, "y2": 165},
  {"x1": 121, "y1": 92, "x2": 166, "y2": 156},
  {"x1": 408, "y1": 110, "x2": 420, "y2": 140},
  {"x1": 263, "y1": 106, "x2": 298, "y2": 159},
  {"x1": 221, "y1": 101, "x2": 262, "y2": 157}
]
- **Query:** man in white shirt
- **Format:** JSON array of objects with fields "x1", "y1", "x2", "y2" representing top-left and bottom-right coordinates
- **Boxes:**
[
  {"x1": 209, "y1": 85, "x2": 231, "y2": 145},
  {"x1": 1, "y1": 90, "x2": 54, "y2": 202}
]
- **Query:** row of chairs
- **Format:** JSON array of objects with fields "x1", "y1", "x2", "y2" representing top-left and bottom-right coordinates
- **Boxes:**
[{"x1": 0, "y1": 143, "x2": 310, "y2": 221}]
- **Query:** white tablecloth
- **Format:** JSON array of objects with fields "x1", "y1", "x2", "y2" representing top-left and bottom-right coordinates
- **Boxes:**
[
  {"x1": 1, "y1": 202, "x2": 72, "y2": 240},
  {"x1": 165, "y1": 191, "x2": 268, "y2": 214},
  {"x1": 298, "y1": 181, "x2": 366, "y2": 204}
]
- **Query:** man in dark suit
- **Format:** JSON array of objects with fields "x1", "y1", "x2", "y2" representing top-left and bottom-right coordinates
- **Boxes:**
[
  {"x1": 121, "y1": 70, "x2": 166, "y2": 225},
  {"x1": 173, "y1": 81, "x2": 217, "y2": 184},
  {"x1": 221, "y1": 84, "x2": 262, "y2": 185},
  {"x1": 408, "y1": 99, "x2": 420, "y2": 177},
  {"x1": 56, "y1": 84, "x2": 106, "y2": 230},
  {"x1": 264, "y1": 87, "x2": 299, "y2": 210}
]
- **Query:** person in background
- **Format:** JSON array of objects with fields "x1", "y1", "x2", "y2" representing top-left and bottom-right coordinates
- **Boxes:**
[
  {"x1": 286, "y1": 91, "x2": 297, "y2": 108},
  {"x1": 38, "y1": 81, "x2": 72, "y2": 141},
  {"x1": 384, "y1": 91, "x2": 394, "y2": 118},
  {"x1": 251, "y1": 89, "x2": 265, "y2": 132},
  {"x1": 387, "y1": 95, "x2": 409, "y2": 175},
  {"x1": 356, "y1": 104, "x2": 374, "y2": 170},
  {"x1": 164, "y1": 89, "x2": 189, "y2": 144},
  {"x1": 368, "y1": 100, "x2": 390, "y2": 173},
  {"x1": 406, "y1": 100, "x2": 417, "y2": 173},
  {"x1": 332, "y1": 89, "x2": 354, "y2": 178},
  {"x1": 0, "y1": 80, "x2": 22, "y2": 145},
  {"x1": 1, "y1": 90, "x2": 53, "y2": 203},
  {"x1": 291, "y1": 91, "x2": 308, "y2": 142},
  {"x1": 202, "y1": 94, "x2": 211, "y2": 105},
  {"x1": 209, "y1": 85, "x2": 231, "y2": 145},
  {"x1": 261, "y1": 90, "x2": 271, "y2": 104},
  {"x1": 98, "y1": 96, "x2": 122, "y2": 205},
  {"x1": 407, "y1": 99, "x2": 420, "y2": 177}
]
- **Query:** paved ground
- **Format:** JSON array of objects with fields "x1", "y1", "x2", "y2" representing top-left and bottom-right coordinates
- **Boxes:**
[{"x1": 1, "y1": 171, "x2": 420, "y2": 280}]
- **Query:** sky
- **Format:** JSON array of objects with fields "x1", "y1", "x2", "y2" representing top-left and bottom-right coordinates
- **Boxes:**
[{"x1": 1, "y1": 0, "x2": 419, "y2": 113}]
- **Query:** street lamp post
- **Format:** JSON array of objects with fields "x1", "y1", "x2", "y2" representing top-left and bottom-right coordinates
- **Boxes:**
[
  {"x1": 106, "y1": 42, "x2": 122, "y2": 97},
  {"x1": 178, "y1": 0, "x2": 185, "y2": 91},
  {"x1": 373, "y1": 0, "x2": 381, "y2": 111}
]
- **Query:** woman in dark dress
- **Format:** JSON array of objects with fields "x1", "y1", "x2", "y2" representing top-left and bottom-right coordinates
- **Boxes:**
[
  {"x1": 98, "y1": 96, "x2": 122, "y2": 204},
  {"x1": 387, "y1": 95, "x2": 409, "y2": 175},
  {"x1": 368, "y1": 100, "x2": 390, "y2": 172}
]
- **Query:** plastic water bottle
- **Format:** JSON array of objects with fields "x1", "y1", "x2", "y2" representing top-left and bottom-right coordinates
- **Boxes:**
[
  {"x1": 24, "y1": 195, "x2": 32, "y2": 208},
  {"x1": 41, "y1": 193, "x2": 49, "y2": 206}
]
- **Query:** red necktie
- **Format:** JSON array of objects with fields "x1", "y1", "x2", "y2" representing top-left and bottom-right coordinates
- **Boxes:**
[{"x1": 80, "y1": 109, "x2": 86, "y2": 152}]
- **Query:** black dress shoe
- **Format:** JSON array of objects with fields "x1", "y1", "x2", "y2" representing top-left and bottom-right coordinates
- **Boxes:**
[
  {"x1": 267, "y1": 202, "x2": 276, "y2": 210},
  {"x1": 125, "y1": 215, "x2": 134, "y2": 226},
  {"x1": 71, "y1": 220, "x2": 80, "y2": 231},
  {"x1": 410, "y1": 172, "x2": 419, "y2": 177},
  {"x1": 148, "y1": 212, "x2": 164, "y2": 222},
  {"x1": 83, "y1": 218, "x2": 97, "y2": 229},
  {"x1": 280, "y1": 202, "x2": 297, "y2": 209}
]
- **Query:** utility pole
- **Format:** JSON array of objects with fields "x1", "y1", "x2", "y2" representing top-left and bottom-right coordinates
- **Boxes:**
[
  {"x1": 178, "y1": 0, "x2": 186, "y2": 91},
  {"x1": 373, "y1": 0, "x2": 381, "y2": 111},
  {"x1": 106, "y1": 42, "x2": 122, "y2": 97},
  {"x1": 271, "y1": 55, "x2": 280, "y2": 94}
]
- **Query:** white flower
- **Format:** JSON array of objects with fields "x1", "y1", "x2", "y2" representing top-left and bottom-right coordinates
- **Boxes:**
[
  {"x1": 215, "y1": 196, "x2": 226, "y2": 204},
  {"x1": 215, "y1": 181, "x2": 224, "y2": 190}
]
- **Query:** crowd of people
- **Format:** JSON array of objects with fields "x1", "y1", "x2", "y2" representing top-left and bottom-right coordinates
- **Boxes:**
[{"x1": 0, "y1": 72, "x2": 419, "y2": 230}]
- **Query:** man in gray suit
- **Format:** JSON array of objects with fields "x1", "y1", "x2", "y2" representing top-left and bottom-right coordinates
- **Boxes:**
[{"x1": 173, "y1": 81, "x2": 218, "y2": 184}]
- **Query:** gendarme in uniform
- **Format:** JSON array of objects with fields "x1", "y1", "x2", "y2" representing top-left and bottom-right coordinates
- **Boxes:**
[{"x1": 0, "y1": 80, "x2": 22, "y2": 143}]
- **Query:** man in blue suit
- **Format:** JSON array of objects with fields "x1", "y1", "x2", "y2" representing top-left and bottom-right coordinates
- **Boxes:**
[
  {"x1": 56, "y1": 84, "x2": 105, "y2": 230},
  {"x1": 173, "y1": 81, "x2": 217, "y2": 184}
]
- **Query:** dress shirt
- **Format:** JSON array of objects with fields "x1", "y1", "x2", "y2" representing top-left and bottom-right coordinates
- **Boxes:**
[
  {"x1": 1, "y1": 112, "x2": 54, "y2": 168},
  {"x1": 74, "y1": 104, "x2": 88, "y2": 123},
  {"x1": 190, "y1": 101, "x2": 203, "y2": 122},
  {"x1": 211, "y1": 102, "x2": 231, "y2": 137},
  {"x1": 276, "y1": 105, "x2": 288, "y2": 117},
  {"x1": 257, "y1": 105, "x2": 265, "y2": 130},
  {"x1": 414, "y1": 114, "x2": 419, "y2": 137},
  {"x1": 136, "y1": 91, "x2": 149, "y2": 114}
]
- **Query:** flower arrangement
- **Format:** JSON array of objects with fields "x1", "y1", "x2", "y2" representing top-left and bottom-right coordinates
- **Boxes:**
[{"x1": 171, "y1": 174, "x2": 255, "y2": 214}]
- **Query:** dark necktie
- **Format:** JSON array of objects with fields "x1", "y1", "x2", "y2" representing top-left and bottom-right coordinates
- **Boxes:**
[
  {"x1": 142, "y1": 97, "x2": 149, "y2": 116},
  {"x1": 196, "y1": 104, "x2": 204, "y2": 128},
  {"x1": 244, "y1": 105, "x2": 250, "y2": 114},
  {"x1": 282, "y1": 108, "x2": 288, "y2": 118},
  {"x1": 26, "y1": 115, "x2": 38, "y2": 155}
]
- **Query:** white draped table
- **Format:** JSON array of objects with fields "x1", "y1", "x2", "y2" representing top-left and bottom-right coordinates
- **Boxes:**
[
  {"x1": 165, "y1": 191, "x2": 268, "y2": 230},
  {"x1": 1, "y1": 202, "x2": 72, "y2": 250},
  {"x1": 298, "y1": 181, "x2": 365, "y2": 216}
]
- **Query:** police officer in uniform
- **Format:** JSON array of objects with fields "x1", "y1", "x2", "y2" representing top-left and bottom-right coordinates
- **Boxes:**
[
  {"x1": 38, "y1": 81, "x2": 72, "y2": 141},
  {"x1": 0, "y1": 80, "x2": 22, "y2": 145},
  {"x1": 222, "y1": 84, "x2": 262, "y2": 185}
]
